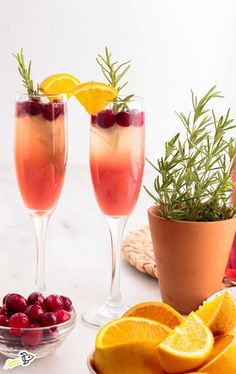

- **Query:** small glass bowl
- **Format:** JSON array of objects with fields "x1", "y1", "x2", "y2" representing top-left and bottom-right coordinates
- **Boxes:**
[{"x1": 0, "y1": 309, "x2": 76, "y2": 358}]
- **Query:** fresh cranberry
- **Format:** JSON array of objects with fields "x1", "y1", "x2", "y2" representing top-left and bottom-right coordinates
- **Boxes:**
[
  {"x1": 53, "y1": 99, "x2": 64, "y2": 114},
  {"x1": 40, "y1": 312, "x2": 57, "y2": 327},
  {"x1": 29, "y1": 323, "x2": 39, "y2": 328},
  {"x1": 5, "y1": 294, "x2": 27, "y2": 313},
  {"x1": 15, "y1": 102, "x2": 26, "y2": 117},
  {"x1": 21, "y1": 323, "x2": 42, "y2": 348},
  {"x1": 25, "y1": 98, "x2": 44, "y2": 116},
  {"x1": 55, "y1": 310, "x2": 71, "y2": 324},
  {"x1": 3, "y1": 293, "x2": 12, "y2": 305},
  {"x1": 43, "y1": 100, "x2": 63, "y2": 121},
  {"x1": 60, "y1": 296, "x2": 72, "y2": 312},
  {"x1": 45, "y1": 295, "x2": 63, "y2": 312},
  {"x1": 0, "y1": 306, "x2": 7, "y2": 316},
  {"x1": 25, "y1": 304, "x2": 44, "y2": 323},
  {"x1": 9, "y1": 313, "x2": 29, "y2": 336},
  {"x1": 1, "y1": 305, "x2": 11, "y2": 317},
  {"x1": 91, "y1": 114, "x2": 97, "y2": 125},
  {"x1": 115, "y1": 111, "x2": 132, "y2": 127},
  {"x1": 131, "y1": 110, "x2": 145, "y2": 127},
  {"x1": 0, "y1": 315, "x2": 9, "y2": 327},
  {"x1": 97, "y1": 109, "x2": 115, "y2": 128},
  {"x1": 28, "y1": 292, "x2": 45, "y2": 307}
]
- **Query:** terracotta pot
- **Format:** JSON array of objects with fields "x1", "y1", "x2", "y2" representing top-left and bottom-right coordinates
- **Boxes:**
[{"x1": 148, "y1": 205, "x2": 236, "y2": 314}]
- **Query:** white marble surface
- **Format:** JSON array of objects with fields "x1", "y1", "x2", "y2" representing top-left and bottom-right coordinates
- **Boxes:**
[{"x1": 0, "y1": 162, "x2": 161, "y2": 373}]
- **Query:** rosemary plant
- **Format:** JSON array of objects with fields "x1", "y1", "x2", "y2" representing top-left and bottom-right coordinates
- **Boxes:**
[
  {"x1": 13, "y1": 48, "x2": 38, "y2": 96},
  {"x1": 145, "y1": 86, "x2": 236, "y2": 221},
  {"x1": 96, "y1": 47, "x2": 134, "y2": 111}
]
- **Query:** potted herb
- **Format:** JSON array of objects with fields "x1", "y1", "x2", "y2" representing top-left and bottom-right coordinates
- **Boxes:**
[{"x1": 146, "y1": 86, "x2": 236, "y2": 314}]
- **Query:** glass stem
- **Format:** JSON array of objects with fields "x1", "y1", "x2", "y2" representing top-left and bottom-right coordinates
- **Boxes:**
[
  {"x1": 31, "y1": 213, "x2": 51, "y2": 293},
  {"x1": 105, "y1": 216, "x2": 128, "y2": 308}
]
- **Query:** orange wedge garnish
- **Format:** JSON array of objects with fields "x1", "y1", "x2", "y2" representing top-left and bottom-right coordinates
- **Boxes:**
[
  {"x1": 39, "y1": 73, "x2": 81, "y2": 99},
  {"x1": 71, "y1": 81, "x2": 118, "y2": 114}
]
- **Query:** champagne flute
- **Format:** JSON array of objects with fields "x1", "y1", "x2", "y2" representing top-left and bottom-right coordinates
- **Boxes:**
[
  {"x1": 15, "y1": 92, "x2": 68, "y2": 293},
  {"x1": 82, "y1": 97, "x2": 145, "y2": 326}
]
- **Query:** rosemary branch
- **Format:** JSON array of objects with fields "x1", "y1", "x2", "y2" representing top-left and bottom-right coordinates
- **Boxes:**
[
  {"x1": 145, "y1": 86, "x2": 236, "y2": 221},
  {"x1": 96, "y1": 47, "x2": 134, "y2": 111},
  {"x1": 13, "y1": 48, "x2": 38, "y2": 96}
]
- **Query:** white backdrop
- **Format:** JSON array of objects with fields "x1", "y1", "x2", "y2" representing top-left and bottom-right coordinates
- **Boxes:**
[{"x1": 0, "y1": 0, "x2": 236, "y2": 165}]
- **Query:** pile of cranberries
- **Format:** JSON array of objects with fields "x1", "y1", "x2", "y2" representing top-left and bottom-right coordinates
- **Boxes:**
[
  {"x1": 91, "y1": 109, "x2": 145, "y2": 129},
  {"x1": 16, "y1": 98, "x2": 65, "y2": 121},
  {"x1": 0, "y1": 292, "x2": 73, "y2": 348}
]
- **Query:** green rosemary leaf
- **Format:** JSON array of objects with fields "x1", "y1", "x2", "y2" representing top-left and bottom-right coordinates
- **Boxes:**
[
  {"x1": 143, "y1": 186, "x2": 158, "y2": 202},
  {"x1": 117, "y1": 82, "x2": 128, "y2": 92},
  {"x1": 114, "y1": 60, "x2": 131, "y2": 74}
]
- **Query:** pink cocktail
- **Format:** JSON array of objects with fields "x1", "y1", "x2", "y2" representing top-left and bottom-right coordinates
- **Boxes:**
[
  {"x1": 15, "y1": 98, "x2": 67, "y2": 213},
  {"x1": 90, "y1": 111, "x2": 144, "y2": 216},
  {"x1": 15, "y1": 93, "x2": 68, "y2": 292},
  {"x1": 83, "y1": 98, "x2": 145, "y2": 326}
]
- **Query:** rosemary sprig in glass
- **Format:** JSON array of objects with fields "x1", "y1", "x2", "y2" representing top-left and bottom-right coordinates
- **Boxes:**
[
  {"x1": 145, "y1": 86, "x2": 236, "y2": 221},
  {"x1": 96, "y1": 47, "x2": 134, "y2": 111},
  {"x1": 13, "y1": 48, "x2": 38, "y2": 96}
]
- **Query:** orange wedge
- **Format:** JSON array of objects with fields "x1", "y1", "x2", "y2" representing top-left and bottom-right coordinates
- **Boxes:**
[
  {"x1": 94, "y1": 316, "x2": 171, "y2": 374},
  {"x1": 71, "y1": 81, "x2": 118, "y2": 114},
  {"x1": 123, "y1": 301, "x2": 184, "y2": 328},
  {"x1": 195, "y1": 291, "x2": 236, "y2": 335},
  {"x1": 158, "y1": 313, "x2": 214, "y2": 373},
  {"x1": 199, "y1": 334, "x2": 236, "y2": 373},
  {"x1": 39, "y1": 73, "x2": 81, "y2": 99}
]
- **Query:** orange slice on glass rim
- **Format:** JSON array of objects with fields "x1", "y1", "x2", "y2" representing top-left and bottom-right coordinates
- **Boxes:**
[
  {"x1": 71, "y1": 81, "x2": 118, "y2": 114},
  {"x1": 39, "y1": 73, "x2": 81, "y2": 99}
]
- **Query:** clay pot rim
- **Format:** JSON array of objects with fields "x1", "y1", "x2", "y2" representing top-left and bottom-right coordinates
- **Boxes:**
[{"x1": 148, "y1": 205, "x2": 236, "y2": 225}]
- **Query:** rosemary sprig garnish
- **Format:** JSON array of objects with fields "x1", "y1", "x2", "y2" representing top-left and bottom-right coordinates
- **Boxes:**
[
  {"x1": 96, "y1": 47, "x2": 134, "y2": 111},
  {"x1": 13, "y1": 48, "x2": 38, "y2": 96},
  {"x1": 145, "y1": 86, "x2": 236, "y2": 221}
]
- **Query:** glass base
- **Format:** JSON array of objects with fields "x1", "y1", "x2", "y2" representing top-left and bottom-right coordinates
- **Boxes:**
[{"x1": 82, "y1": 302, "x2": 128, "y2": 327}]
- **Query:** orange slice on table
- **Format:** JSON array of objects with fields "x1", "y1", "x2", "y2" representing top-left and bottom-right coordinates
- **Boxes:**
[
  {"x1": 158, "y1": 312, "x2": 214, "y2": 373},
  {"x1": 39, "y1": 73, "x2": 81, "y2": 99},
  {"x1": 123, "y1": 301, "x2": 184, "y2": 329},
  {"x1": 195, "y1": 291, "x2": 236, "y2": 335},
  {"x1": 198, "y1": 334, "x2": 236, "y2": 373},
  {"x1": 94, "y1": 316, "x2": 171, "y2": 374},
  {"x1": 71, "y1": 81, "x2": 118, "y2": 114}
]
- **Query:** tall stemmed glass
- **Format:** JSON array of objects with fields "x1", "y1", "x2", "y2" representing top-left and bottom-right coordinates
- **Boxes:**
[
  {"x1": 82, "y1": 97, "x2": 145, "y2": 326},
  {"x1": 14, "y1": 92, "x2": 68, "y2": 293}
]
